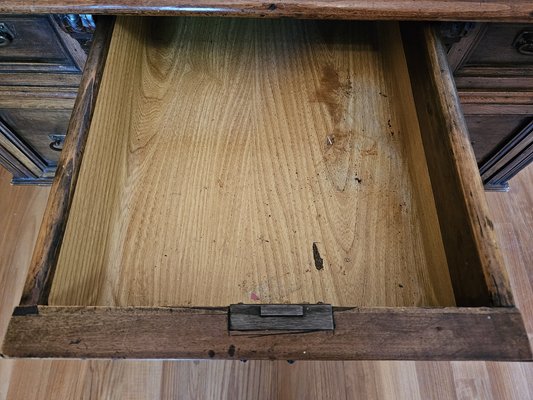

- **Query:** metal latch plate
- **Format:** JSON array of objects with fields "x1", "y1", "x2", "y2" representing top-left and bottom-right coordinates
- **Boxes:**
[{"x1": 229, "y1": 304, "x2": 334, "y2": 331}]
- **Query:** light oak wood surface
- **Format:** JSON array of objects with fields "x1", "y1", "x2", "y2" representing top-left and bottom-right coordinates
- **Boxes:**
[
  {"x1": 49, "y1": 17, "x2": 453, "y2": 308},
  {"x1": 0, "y1": 163, "x2": 532, "y2": 398}
]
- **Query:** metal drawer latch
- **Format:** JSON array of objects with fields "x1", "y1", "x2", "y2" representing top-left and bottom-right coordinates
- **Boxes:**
[{"x1": 229, "y1": 304, "x2": 334, "y2": 331}]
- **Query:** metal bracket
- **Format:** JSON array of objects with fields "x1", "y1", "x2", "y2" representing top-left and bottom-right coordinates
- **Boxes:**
[{"x1": 229, "y1": 304, "x2": 334, "y2": 331}]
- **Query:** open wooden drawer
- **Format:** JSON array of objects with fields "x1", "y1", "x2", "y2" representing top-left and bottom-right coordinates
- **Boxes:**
[{"x1": 2, "y1": 16, "x2": 531, "y2": 360}]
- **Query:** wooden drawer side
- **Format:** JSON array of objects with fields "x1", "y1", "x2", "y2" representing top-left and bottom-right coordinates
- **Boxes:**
[
  {"x1": 20, "y1": 17, "x2": 115, "y2": 306},
  {"x1": 402, "y1": 24, "x2": 513, "y2": 307}
]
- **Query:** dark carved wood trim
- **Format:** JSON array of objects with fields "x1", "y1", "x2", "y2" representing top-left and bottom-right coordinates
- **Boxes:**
[
  {"x1": 445, "y1": 23, "x2": 487, "y2": 73},
  {"x1": 54, "y1": 14, "x2": 95, "y2": 54},
  {"x1": 0, "y1": 16, "x2": 82, "y2": 75},
  {"x1": 0, "y1": 118, "x2": 47, "y2": 177},
  {"x1": 0, "y1": 142, "x2": 37, "y2": 180},
  {"x1": 480, "y1": 119, "x2": 533, "y2": 191}
]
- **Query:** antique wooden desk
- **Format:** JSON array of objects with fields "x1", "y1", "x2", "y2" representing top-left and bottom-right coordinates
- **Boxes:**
[{"x1": 0, "y1": 2, "x2": 532, "y2": 360}]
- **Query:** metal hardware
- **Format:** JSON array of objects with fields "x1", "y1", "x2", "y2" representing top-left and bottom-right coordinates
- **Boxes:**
[
  {"x1": 49, "y1": 134, "x2": 66, "y2": 152},
  {"x1": 513, "y1": 30, "x2": 533, "y2": 56},
  {"x1": 0, "y1": 23, "x2": 15, "y2": 47},
  {"x1": 260, "y1": 304, "x2": 304, "y2": 317},
  {"x1": 229, "y1": 304, "x2": 334, "y2": 331}
]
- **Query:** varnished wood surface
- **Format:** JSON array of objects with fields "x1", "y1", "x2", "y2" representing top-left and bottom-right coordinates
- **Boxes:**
[
  {"x1": 50, "y1": 17, "x2": 453, "y2": 308},
  {"x1": 1, "y1": 0, "x2": 533, "y2": 22},
  {"x1": 21, "y1": 17, "x2": 115, "y2": 306},
  {"x1": 0, "y1": 164, "x2": 532, "y2": 398},
  {"x1": 3, "y1": 306, "x2": 530, "y2": 360}
]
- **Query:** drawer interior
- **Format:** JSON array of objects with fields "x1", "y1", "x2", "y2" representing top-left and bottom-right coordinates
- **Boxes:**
[{"x1": 49, "y1": 17, "x2": 456, "y2": 307}]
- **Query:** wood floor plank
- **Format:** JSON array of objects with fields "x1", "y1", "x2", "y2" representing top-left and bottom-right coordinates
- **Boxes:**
[
  {"x1": 276, "y1": 361, "x2": 347, "y2": 400},
  {"x1": 415, "y1": 362, "x2": 458, "y2": 400},
  {"x1": 451, "y1": 361, "x2": 494, "y2": 400},
  {"x1": 161, "y1": 360, "x2": 276, "y2": 400},
  {"x1": 485, "y1": 362, "x2": 533, "y2": 400},
  {"x1": 486, "y1": 169, "x2": 533, "y2": 338},
  {"x1": 50, "y1": 17, "x2": 453, "y2": 308},
  {"x1": 0, "y1": 168, "x2": 49, "y2": 340}
]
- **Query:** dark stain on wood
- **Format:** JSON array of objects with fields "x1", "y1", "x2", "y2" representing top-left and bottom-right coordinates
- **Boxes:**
[
  {"x1": 228, "y1": 345, "x2": 236, "y2": 357},
  {"x1": 267, "y1": 3, "x2": 276, "y2": 11},
  {"x1": 312, "y1": 242, "x2": 324, "y2": 270},
  {"x1": 313, "y1": 63, "x2": 358, "y2": 191},
  {"x1": 313, "y1": 63, "x2": 352, "y2": 126},
  {"x1": 208, "y1": 350, "x2": 215, "y2": 358}
]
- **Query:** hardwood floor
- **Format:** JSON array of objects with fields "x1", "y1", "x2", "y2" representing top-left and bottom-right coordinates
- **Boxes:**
[{"x1": 0, "y1": 164, "x2": 532, "y2": 399}]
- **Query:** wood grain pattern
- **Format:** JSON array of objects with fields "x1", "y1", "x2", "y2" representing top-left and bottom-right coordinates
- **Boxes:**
[
  {"x1": 3, "y1": 306, "x2": 531, "y2": 360},
  {"x1": 2, "y1": 359, "x2": 532, "y2": 399},
  {"x1": 20, "y1": 17, "x2": 115, "y2": 306},
  {"x1": 1, "y1": 0, "x2": 533, "y2": 21},
  {"x1": 402, "y1": 24, "x2": 512, "y2": 307},
  {"x1": 1, "y1": 163, "x2": 533, "y2": 397},
  {"x1": 49, "y1": 17, "x2": 454, "y2": 308},
  {"x1": 486, "y1": 168, "x2": 533, "y2": 343},
  {"x1": 0, "y1": 168, "x2": 49, "y2": 340},
  {"x1": 0, "y1": 87, "x2": 76, "y2": 110}
]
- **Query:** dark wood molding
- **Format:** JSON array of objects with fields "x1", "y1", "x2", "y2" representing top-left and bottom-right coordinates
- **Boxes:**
[
  {"x1": 401, "y1": 24, "x2": 513, "y2": 307},
  {"x1": 454, "y1": 76, "x2": 533, "y2": 90},
  {"x1": 20, "y1": 16, "x2": 115, "y2": 306},
  {"x1": 1, "y1": 1, "x2": 533, "y2": 21},
  {"x1": 0, "y1": 86, "x2": 77, "y2": 110},
  {"x1": 480, "y1": 119, "x2": 533, "y2": 191},
  {"x1": 445, "y1": 23, "x2": 487, "y2": 73},
  {"x1": 459, "y1": 90, "x2": 533, "y2": 115},
  {"x1": 3, "y1": 306, "x2": 531, "y2": 360},
  {"x1": 0, "y1": 118, "x2": 47, "y2": 176},
  {"x1": 0, "y1": 16, "x2": 83, "y2": 75},
  {"x1": 0, "y1": 142, "x2": 37, "y2": 180},
  {"x1": 54, "y1": 14, "x2": 96, "y2": 54}
]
